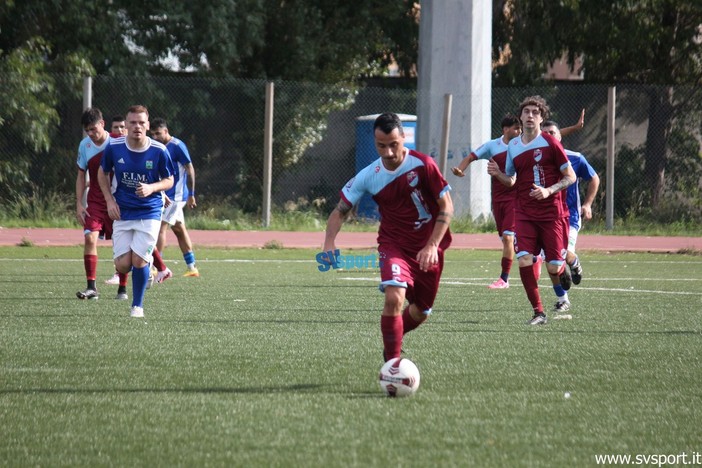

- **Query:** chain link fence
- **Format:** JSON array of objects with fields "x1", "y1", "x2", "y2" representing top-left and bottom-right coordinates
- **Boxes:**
[{"x1": 1, "y1": 74, "x2": 701, "y2": 228}]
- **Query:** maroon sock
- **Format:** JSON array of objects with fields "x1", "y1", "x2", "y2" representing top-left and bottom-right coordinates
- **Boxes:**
[
  {"x1": 519, "y1": 265, "x2": 543, "y2": 313},
  {"x1": 119, "y1": 272, "x2": 129, "y2": 287},
  {"x1": 84, "y1": 254, "x2": 98, "y2": 281},
  {"x1": 381, "y1": 315, "x2": 403, "y2": 360},
  {"x1": 402, "y1": 306, "x2": 424, "y2": 334},
  {"x1": 152, "y1": 248, "x2": 165, "y2": 271},
  {"x1": 501, "y1": 257, "x2": 513, "y2": 276}
]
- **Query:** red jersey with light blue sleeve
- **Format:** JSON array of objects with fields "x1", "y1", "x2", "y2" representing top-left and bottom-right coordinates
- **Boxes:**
[
  {"x1": 472, "y1": 136, "x2": 515, "y2": 204},
  {"x1": 340, "y1": 149, "x2": 452, "y2": 254},
  {"x1": 76, "y1": 135, "x2": 110, "y2": 212},
  {"x1": 505, "y1": 132, "x2": 571, "y2": 222},
  {"x1": 101, "y1": 136, "x2": 174, "y2": 221}
]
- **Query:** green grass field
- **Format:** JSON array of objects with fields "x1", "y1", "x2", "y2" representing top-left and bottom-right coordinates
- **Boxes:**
[{"x1": 1, "y1": 246, "x2": 701, "y2": 467}]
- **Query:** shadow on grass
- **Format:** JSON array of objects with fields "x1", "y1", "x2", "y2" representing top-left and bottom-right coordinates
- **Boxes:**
[{"x1": 0, "y1": 383, "x2": 329, "y2": 395}]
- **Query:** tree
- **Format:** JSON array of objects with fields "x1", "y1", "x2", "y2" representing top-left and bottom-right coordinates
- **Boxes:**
[
  {"x1": 493, "y1": 0, "x2": 702, "y2": 209},
  {"x1": 0, "y1": 0, "x2": 420, "y2": 209}
]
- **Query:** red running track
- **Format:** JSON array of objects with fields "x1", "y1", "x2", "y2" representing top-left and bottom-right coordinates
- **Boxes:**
[{"x1": 0, "y1": 227, "x2": 700, "y2": 252}]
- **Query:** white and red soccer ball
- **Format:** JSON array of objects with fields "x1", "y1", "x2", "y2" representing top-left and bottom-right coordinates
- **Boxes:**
[{"x1": 378, "y1": 358, "x2": 420, "y2": 397}]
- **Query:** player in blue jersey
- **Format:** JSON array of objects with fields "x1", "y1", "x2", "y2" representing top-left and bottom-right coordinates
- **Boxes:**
[
  {"x1": 323, "y1": 113, "x2": 453, "y2": 362},
  {"x1": 542, "y1": 121, "x2": 600, "y2": 308},
  {"x1": 452, "y1": 114, "x2": 522, "y2": 289},
  {"x1": 150, "y1": 118, "x2": 199, "y2": 279},
  {"x1": 97, "y1": 105, "x2": 174, "y2": 318}
]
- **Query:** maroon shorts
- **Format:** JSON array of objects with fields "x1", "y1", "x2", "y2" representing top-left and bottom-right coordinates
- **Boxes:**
[
  {"x1": 514, "y1": 217, "x2": 569, "y2": 264},
  {"x1": 492, "y1": 199, "x2": 516, "y2": 237},
  {"x1": 83, "y1": 207, "x2": 114, "y2": 240},
  {"x1": 378, "y1": 243, "x2": 445, "y2": 313}
]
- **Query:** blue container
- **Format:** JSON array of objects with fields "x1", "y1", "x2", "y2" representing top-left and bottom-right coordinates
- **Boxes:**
[{"x1": 354, "y1": 114, "x2": 417, "y2": 220}]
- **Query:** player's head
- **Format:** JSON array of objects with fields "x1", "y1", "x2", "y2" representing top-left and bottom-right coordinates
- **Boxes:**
[
  {"x1": 373, "y1": 113, "x2": 406, "y2": 170},
  {"x1": 81, "y1": 107, "x2": 106, "y2": 143},
  {"x1": 110, "y1": 115, "x2": 127, "y2": 136},
  {"x1": 126, "y1": 105, "x2": 150, "y2": 143},
  {"x1": 542, "y1": 120, "x2": 562, "y2": 141},
  {"x1": 500, "y1": 113, "x2": 521, "y2": 140},
  {"x1": 150, "y1": 117, "x2": 170, "y2": 144},
  {"x1": 518, "y1": 95, "x2": 550, "y2": 131},
  {"x1": 374, "y1": 112, "x2": 404, "y2": 136}
]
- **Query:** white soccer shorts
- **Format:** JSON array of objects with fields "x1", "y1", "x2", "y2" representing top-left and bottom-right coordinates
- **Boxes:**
[{"x1": 112, "y1": 219, "x2": 161, "y2": 263}]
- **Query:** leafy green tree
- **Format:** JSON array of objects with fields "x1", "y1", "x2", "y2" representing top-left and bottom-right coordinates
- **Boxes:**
[{"x1": 493, "y1": 0, "x2": 702, "y2": 210}]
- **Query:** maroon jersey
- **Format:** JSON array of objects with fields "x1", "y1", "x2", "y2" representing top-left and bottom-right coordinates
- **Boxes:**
[
  {"x1": 341, "y1": 149, "x2": 452, "y2": 253},
  {"x1": 471, "y1": 136, "x2": 516, "y2": 204},
  {"x1": 505, "y1": 132, "x2": 571, "y2": 221},
  {"x1": 76, "y1": 135, "x2": 110, "y2": 212}
]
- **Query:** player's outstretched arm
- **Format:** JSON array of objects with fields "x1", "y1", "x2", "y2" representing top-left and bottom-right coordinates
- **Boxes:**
[
  {"x1": 451, "y1": 154, "x2": 477, "y2": 177},
  {"x1": 560, "y1": 109, "x2": 585, "y2": 137}
]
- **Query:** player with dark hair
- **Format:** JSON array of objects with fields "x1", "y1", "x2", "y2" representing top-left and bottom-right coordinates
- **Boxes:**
[
  {"x1": 75, "y1": 107, "x2": 129, "y2": 301},
  {"x1": 150, "y1": 117, "x2": 199, "y2": 279},
  {"x1": 542, "y1": 120, "x2": 600, "y2": 310},
  {"x1": 323, "y1": 112, "x2": 453, "y2": 360},
  {"x1": 104, "y1": 114, "x2": 130, "y2": 288},
  {"x1": 451, "y1": 114, "x2": 525, "y2": 289},
  {"x1": 97, "y1": 105, "x2": 174, "y2": 318},
  {"x1": 110, "y1": 115, "x2": 127, "y2": 137},
  {"x1": 487, "y1": 96, "x2": 576, "y2": 325}
]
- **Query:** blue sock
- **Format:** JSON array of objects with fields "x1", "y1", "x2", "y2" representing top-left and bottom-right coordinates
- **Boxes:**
[
  {"x1": 131, "y1": 264, "x2": 149, "y2": 308},
  {"x1": 553, "y1": 284, "x2": 566, "y2": 299},
  {"x1": 183, "y1": 251, "x2": 196, "y2": 267}
]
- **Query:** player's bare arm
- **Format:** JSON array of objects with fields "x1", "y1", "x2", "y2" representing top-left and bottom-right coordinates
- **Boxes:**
[
  {"x1": 75, "y1": 169, "x2": 88, "y2": 224},
  {"x1": 581, "y1": 173, "x2": 600, "y2": 220},
  {"x1": 486, "y1": 159, "x2": 516, "y2": 187},
  {"x1": 186, "y1": 163, "x2": 196, "y2": 209},
  {"x1": 97, "y1": 168, "x2": 120, "y2": 221},
  {"x1": 417, "y1": 192, "x2": 454, "y2": 272},
  {"x1": 451, "y1": 154, "x2": 477, "y2": 177},
  {"x1": 136, "y1": 176, "x2": 174, "y2": 198},
  {"x1": 560, "y1": 109, "x2": 585, "y2": 137},
  {"x1": 323, "y1": 199, "x2": 352, "y2": 253},
  {"x1": 530, "y1": 166, "x2": 576, "y2": 200}
]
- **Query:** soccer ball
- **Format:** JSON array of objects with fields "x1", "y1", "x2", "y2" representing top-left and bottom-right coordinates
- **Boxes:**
[{"x1": 378, "y1": 358, "x2": 420, "y2": 397}]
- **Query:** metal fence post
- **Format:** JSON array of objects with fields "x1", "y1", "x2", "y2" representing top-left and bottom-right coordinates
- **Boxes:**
[
  {"x1": 439, "y1": 93, "x2": 452, "y2": 176},
  {"x1": 263, "y1": 81, "x2": 274, "y2": 227},
  {"x1": 606, "y1": 86, "x2": 616, "y2": 230}
]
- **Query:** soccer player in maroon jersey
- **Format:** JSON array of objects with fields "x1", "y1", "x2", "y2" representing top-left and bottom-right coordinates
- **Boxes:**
[
  {"x1": 487, "y1": 96, "x2": 576, "y2": 325},
  {"x1": 75, "y1": 108, "x2": 129, "y2": 301},
  {"x1": 451, "y1": 114, "x2": 522, "y2": 289},
  {"x1": 323, "y1": 113, "x2": 454, "y2": 361}
]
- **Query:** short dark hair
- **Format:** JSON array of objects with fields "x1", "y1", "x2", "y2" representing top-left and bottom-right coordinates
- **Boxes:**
[
  {"x1": 81, "y1": 107, "x2": 103, "y2": 127},
  {"x1": 542, "y1": 120, "x2": 560, "y2": 129},
  {"x1": 151, "y1": 117, "x2": 167, "y2": 129},
  {"x1": 111, "y1": 115, "x2": 125, "y2": 123},
  {"x1": 501, "y1": 114, "x2": 520, "y2": 128},
  {"x1": 373, "y1": 113, "x2": 404, "y2": 135}
]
